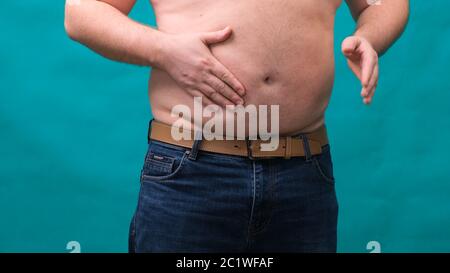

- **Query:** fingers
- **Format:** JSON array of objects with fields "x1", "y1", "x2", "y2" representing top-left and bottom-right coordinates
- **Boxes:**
[
  {"x1": 200, "y1": 82, "x2": 236, "y2": 107},
  {"x1": 359, "y1": 41, "x2": 378, "y2": 104},
  {"x1": 203, "y1": 76, "x2": 244, "y2": 106},
  {"x1": 360, "y1": 45, "x2": 378, "y2": 88},
  {"x1": 199, "y1": 27, "x2": 246, "y2": 105},
  {"x1": 342, "y1": 36, "x2": 379, "y2": 105},
  {"x1": 342, "y1": 36, "x2": 363, "y2": 81},
  {"x1": 342, "y1": 36, "x2": 377, "y2": 87},
  {"x1": 341, "y1": 36, "x2": 361, "y2": 57},
  {"x1": 362, "y1": 64, "x2": 379, "y2": 105},
  {"x1": 210, "y1": 58, "x2": 246, "y2": 96},
  {"x1": 201, "y1": 26, "x2": 233, "y2": 45},
  {"x1": 201, "y1": 26, "x2": 246, "y2": 96},
  {"x1": 190, "y1": 86, "x2": 235, "y2": 108},
  {"x1": 186, "y1": 55, "x2": 245, "y2": 106}
]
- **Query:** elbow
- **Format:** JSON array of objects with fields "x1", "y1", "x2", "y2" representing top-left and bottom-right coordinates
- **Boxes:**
[
  {"x1": 64, "y1": 4, "x2": 80, "y2": 41},
  {"x1": 403, "y1": 1, "x2": 411, "y2": 28},
  {"x1": 64, "y1": 19, "x2": 76, "y2": 41}
]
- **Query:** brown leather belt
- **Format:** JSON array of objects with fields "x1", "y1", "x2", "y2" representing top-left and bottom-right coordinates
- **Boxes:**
[{"x1": 149, "y1": 121, "x2": 329, "y2": 159}]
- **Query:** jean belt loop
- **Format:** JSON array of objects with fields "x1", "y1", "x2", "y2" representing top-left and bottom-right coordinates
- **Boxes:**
[
  {"x1": 300, "y1": 134, "x2": 312, "y2": 162},
  {"x1": 147, "y1": 119, "x2": 154, "y2": 144},
  {"x1": 284, "y1": 136, "x2": 292, "y2": 159},
  {"x1": 188, "y1": 130, "x2": 203, "y2": 161}
]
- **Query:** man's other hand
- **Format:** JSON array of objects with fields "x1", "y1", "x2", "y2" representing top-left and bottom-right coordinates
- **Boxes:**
[{"x1": 342, "y1": 36, "x2": 379, "y2": 105}]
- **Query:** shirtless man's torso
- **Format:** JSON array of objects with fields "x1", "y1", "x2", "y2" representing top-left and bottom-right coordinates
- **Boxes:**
[
  {"x1": 65, "y1": 0, "x2": 409, "y2": 253},
  {"x1": 150, "y1": 0, "x2": 340, "y2": 135}
]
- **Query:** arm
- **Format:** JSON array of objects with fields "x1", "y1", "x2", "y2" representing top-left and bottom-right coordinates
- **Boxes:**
[
  {"x1": 64, "y1": 0, "x2": 161, "y2": 66},
  {"x1": 342, "y1": 0, "x2": 409, "y2": 104},
  {"x1": 64, "y1": 0, "x2": 245, "y2": 106}
]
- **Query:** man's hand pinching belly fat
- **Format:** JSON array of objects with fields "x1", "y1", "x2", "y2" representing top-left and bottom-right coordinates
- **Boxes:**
[
  {"x1": 341, "y1": 36, "x2": 379, "y2": 105},
  {"x1": 157, "y1": 26, "x2": 246, "y2": 107}
]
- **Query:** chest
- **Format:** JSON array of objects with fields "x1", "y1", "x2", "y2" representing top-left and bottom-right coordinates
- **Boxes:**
[{"x1": 150, "y1": 0, "x2": 342, "y2": 19}]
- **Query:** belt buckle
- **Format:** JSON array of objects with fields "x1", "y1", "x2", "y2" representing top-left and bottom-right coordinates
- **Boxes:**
[{"x1": 246, "y1": 139, "x2": 272, "y2": 160}]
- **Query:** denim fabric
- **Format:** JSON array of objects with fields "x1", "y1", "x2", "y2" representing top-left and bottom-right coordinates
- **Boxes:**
[{"x1": 129, "y1": 140, "x2": 338, "y2": 253}]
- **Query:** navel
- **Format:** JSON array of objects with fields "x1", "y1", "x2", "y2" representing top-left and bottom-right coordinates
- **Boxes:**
[{"x1": 263, "y1": 75, "x2": 273, "y2": 84}]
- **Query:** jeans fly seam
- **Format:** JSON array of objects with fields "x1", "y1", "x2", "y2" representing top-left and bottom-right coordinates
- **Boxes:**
[{"x1": 246, "y1": 161, "x2": 257, "y2": 248}]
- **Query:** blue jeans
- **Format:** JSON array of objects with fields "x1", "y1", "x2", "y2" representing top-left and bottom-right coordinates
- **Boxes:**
[{"x1": 129, "y1": 139, "x2": 338, "y2": 253}]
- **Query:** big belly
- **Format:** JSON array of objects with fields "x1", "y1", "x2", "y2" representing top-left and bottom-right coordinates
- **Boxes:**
[{"x1": 149, "y1": 2, "x2": 336, "y2": 135}]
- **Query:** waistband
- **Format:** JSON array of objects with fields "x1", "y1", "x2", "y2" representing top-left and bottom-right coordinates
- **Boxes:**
[{"x1": 148, "y1": 120, "x2": 329, "y2": 159}]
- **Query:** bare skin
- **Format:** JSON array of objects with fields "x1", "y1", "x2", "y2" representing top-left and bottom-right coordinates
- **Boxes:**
[{"x1": 65, "y1": 0, "x2": 409, "y2": 136}]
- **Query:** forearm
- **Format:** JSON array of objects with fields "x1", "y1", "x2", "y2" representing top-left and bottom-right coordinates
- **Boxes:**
[
  {"x1": 353, "y1": 0, "x2": 409, "y2": 55},
  {"x1": 64, "y1": 0, "x2": 166, "y2": 67}
]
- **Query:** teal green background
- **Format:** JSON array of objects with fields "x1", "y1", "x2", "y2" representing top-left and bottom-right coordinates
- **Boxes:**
[{"x1": 1, "y1": 1, "x2": 449, "y2": 253}]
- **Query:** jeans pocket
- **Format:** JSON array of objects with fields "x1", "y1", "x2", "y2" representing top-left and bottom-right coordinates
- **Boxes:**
[
  {"x1": 312, "y1": 145, "x2": 335, "y2": 184},
  {"x1": 140, "y1": 142, "x2": 189, "y2": 182}
]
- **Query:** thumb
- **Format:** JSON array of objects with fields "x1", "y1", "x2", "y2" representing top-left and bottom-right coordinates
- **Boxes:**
[
  {"x1": 341, "y1": 36, "x2": 361, "y2": 57},
  {"x1": 201, "y1": 26, "x2": 233, "y2": 45}
]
